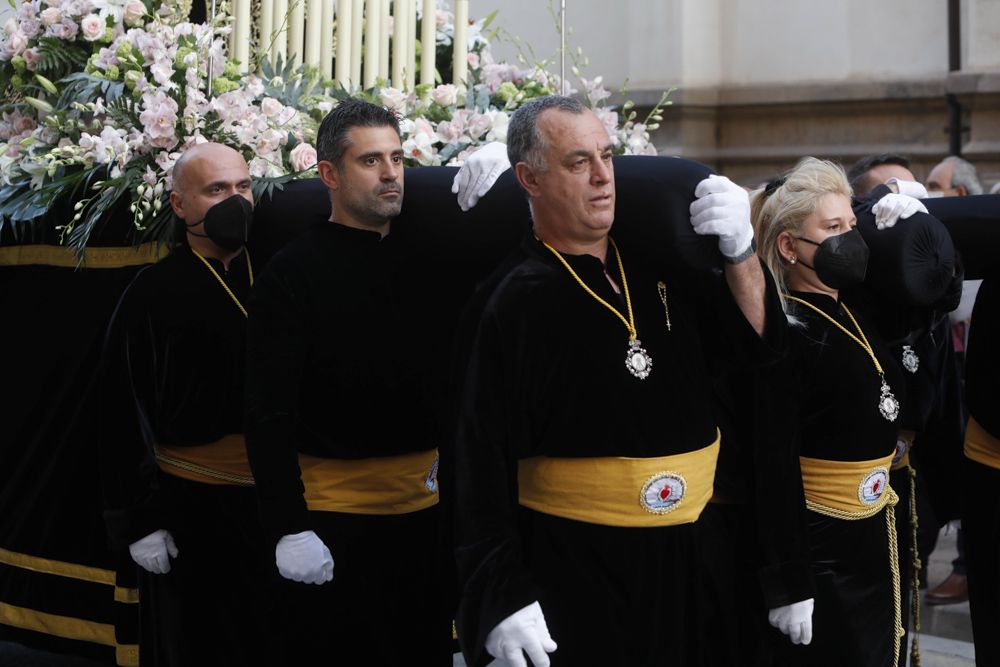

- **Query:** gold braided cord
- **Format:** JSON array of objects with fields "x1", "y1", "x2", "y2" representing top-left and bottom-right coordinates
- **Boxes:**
[
  {"x1": 539, "y1": 236, "x2": 637, "y2": 341},
  {"x1": 909, "y1": 466, "x2": 922, "y2": 666},
  {"x1": 154, "y1": 451, "x2": 256, "y2": 487},
  {"x1": 783, "y1": 295, "x2": 884, "y2": 375},
  {"x1": 190, "y1": 248, "x2": 253, "y2": 318},
  {"x1": 806, "y1": 487, "x2": 904, "y2": 667}
]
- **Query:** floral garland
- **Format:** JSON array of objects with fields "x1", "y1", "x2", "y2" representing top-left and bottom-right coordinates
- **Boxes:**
[{"x1": 0, "y1": 0, "x2": 670, "y2": 252}]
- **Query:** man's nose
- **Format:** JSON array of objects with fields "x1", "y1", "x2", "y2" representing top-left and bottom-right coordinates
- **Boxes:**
[
  {"x1": 382, "y1": 161, "x2": 400, "y2": 181},
  {"x1": 591, "y1": 157, "x2": 611, "y2": 184}
]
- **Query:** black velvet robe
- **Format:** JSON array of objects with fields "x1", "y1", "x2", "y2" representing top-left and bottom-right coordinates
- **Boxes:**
[
  {"x1": 767, "y1": 291, "x2": 906, "y2": 667},
  {"x1": 99, "y1": 245, "x2": 276, "y2": 667},
  {"x1": 453, "y1": 232, "x2": 783, "y2": 666},
  {"x1": 243, "y1": 221, "x2": 454, "y2": 665}
]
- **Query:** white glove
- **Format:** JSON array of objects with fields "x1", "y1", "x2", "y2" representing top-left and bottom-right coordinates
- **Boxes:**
[
  {"x1": 128, "y1": 529, "x2": 179, "y2": 574},
  {"x1": 275, "y1": 530, "x2": 334, "y2": 585},
  {"x1": 885, "y1": 177, "x2": 929, "y2": 199},
  {"x1": 485, "y1": 601, "x2": 558, "y2": 667},
  {"x1": 872, "y1": 193, "x2": 928, "y2": 230},
  {"x1": 451, "y1": 141, "x2": 510, "y2": 211},
  {"x1": 690, "y1": 174, "x2": 755, "y2": 259},
  {"x1": 768, "y1": 598, "x2": 814, "y2": 646}
]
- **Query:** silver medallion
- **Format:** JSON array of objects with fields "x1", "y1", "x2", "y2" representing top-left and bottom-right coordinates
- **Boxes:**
[
  {"x1": 901, "y1": 345, "x2": 919, "y2": 374},
  {"x1": 625, "y1": 339, "x2": 653, "y2": 379},
  {"x1": 879, "y1": 379, "x2": 900, "y2": 422}
]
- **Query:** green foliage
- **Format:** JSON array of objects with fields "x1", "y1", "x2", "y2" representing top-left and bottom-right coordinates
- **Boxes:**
[{"x1": 33, "y1": 37, "x2": 90, "y2": 80}]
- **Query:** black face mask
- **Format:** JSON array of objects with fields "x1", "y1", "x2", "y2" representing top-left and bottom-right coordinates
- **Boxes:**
[
  {"x1": 186, "y1": 194, "x2": 253, "y2": 251},
  {"x1": 794, "y1": 227, "x2": 869, "y2": 289}
]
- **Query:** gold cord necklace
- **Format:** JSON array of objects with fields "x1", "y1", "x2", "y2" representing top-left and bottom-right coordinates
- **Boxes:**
[
  {"x1": 190, "y1": 248, "x2": 253, "y2": 318},
  {"x1": 784, "y1": 294, "x2": 899, "y2": 422},
  {"x1": 538, "y1": 235, "x2": 652, "y2": 379}
]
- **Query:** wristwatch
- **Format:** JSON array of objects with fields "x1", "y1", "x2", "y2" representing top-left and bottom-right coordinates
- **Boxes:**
[{"x1": 723, "y1": 237, "x2": 757, "y2": 265}]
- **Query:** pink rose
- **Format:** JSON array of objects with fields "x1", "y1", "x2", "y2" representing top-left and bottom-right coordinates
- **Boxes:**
[
  {"x1": 379, "y1": 87, "x2": 406, "y2": 112},
  {"x1": 430, "y1": 83, "x2": 458, "y2": 107},
  {"x1": 123, "y1": 1, "x2": 146, "y2": 27},
  {"x1": 260, "y1": 97, "x2": 283, "y2": 118},
  {"x1": 40, "y1": 7, "x2": 62, "y2": 26},
  {"x1": 80, "y1": 14, "x2": 104, "y2": 42},
  {"x1": 289, "y1": 142, "x2": 317, "y2": 172}
]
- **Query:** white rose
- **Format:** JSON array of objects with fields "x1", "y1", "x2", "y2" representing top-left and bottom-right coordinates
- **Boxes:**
[
  {"x1": 40, "y1": 8, "x2": 62, "y2": 27},
  {"x1": 379, "y1": 87, "x2": 406, "y2": 112},
  {"x1": 260, "y1": 97, "x2": 283, "y2": 118},
  {"x1": 80, "y1": 14, "x2": 104, "y2": 42},
  {"x1": 289, "y1": 142, "x2": 317, "y2": 172},
  {"x1": 123, "y1": 1, "x2": 146, "y2": 27},
  {"x1": 430, "y1": 83, "x2": 458, "y2": 107}
]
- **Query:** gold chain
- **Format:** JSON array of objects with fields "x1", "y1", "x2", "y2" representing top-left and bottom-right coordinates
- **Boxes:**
[
  {"x1": 783, "y1": 295, "x2": 884, "y2": 376},
  {"x1": 190, "y1": 248, "x2": 253, "y2": 318},
  {"x1": 807, "y1": 487, "x2": 904, "y2": 667},
  {"x1": 656, "y1": 281, "x2": 672, "y2": 331},
  {"x1": 909, "y1": 466, "x2": 922, "y2": 666},
  {"x1": 538, "y1": 236, "x2": 637, "y2": 340}
]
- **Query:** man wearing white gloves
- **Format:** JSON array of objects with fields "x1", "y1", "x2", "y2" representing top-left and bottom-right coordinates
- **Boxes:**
[
  {"x1": 244, "y1": 100, "x2": 452, "y2": 665},
  {"x1": 100, "y1": 143, "x2": 276, "y2": 666},
  {"x1": 452, "y1": 95, "x2": 785, "y2": 666}
]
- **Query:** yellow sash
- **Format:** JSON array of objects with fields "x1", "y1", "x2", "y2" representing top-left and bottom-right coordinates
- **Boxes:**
[
  {"x1": 155, "y1": 435, "x2": 254, "y2": 486},
  {"x1": 891, "y1": 430, "x2": 915, "y2": 471},
  {"x1": 299, "y1": 448, "x2": 439, "y2": 515},
  {"x1": 965, "y1": 417, "x2": 1000, "y2": 470},
  {"x1": 799, "y1": 450, "x2": 896, "y2": 516},
  {"x1": 517, "y1": 432, "x2": 720, "y2": 527}
]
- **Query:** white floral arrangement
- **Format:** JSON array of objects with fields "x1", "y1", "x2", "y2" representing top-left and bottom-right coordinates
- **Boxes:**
[{"x1": 0, "y1": 0, "x2": 669, "y2": 252}]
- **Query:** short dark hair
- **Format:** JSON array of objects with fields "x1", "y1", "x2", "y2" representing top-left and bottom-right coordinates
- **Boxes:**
[
  {"x1": 506, "y1": 95, "x2": 587, "y2": 172},
  {"x1": 846, "y1": 153, "x2": 911, "y2": 196},
  {"x1": 315, "y1": 99, "x2": 401, "y2": 168}
]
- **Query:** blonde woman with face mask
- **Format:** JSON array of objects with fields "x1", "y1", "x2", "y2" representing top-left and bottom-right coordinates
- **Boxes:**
[{"x1": 753, "y1": 157, "x2": 907, "y2": 667}]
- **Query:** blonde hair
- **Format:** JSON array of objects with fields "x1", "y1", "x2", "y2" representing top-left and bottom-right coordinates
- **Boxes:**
[{"x1": 751, "y1": 157, "x2": 852, "y2": 314}]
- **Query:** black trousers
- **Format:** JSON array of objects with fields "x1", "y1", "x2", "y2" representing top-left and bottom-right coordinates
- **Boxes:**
[
  {"x1": 138, "y1": 474, "x2": 279, "y2": 667},
  {"x1": 963, "y1": 458, "x2": 1000, "y2": 667},
  {"x1": 275, "y1": 506, "x2": 454, "y2": 666}
]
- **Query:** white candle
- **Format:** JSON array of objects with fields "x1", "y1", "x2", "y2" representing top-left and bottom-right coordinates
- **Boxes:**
[
  {"x1": 289, "y1": 0, "x2": 305, "y2": 67},
  {"x1": 305, "y1": 0, "x2": 322, "y2": 66},
  {"x1": 260, "y1": 0, "x2": 274, "y2": 66},
  {"x1": 320, "y1": 0, "x2": 334, "y2": 79},
  {"x1": 363, "y1": 0, "x2": 381, "y2": 88},
  {"x1": 406, "y1": 0, "x2": 416, "y2": 89},
  {"x1": 379, "y1": 0, "x2": 390, "y2": 80},
  {"x1": 273, "y1": 0, "x2": 288, "y2": 63},
  {"x1": 234, "y1": 0, "x2": 250, "y2": 72},
  {"x1": 452, "y1": 0, "x2": 468, "y2": 91},
  {"x1": 420, "y1": 0, "x2": 435, "y2": 86},
  {"x1": 351, "y1": 0, "x2": 364, "y2": 87},
  {"x1": 392, "y1": 0, "x2": 409, "y2": 88},
  {"x1": 335, "y1": 0, "x2": 352, "y2": 87}
]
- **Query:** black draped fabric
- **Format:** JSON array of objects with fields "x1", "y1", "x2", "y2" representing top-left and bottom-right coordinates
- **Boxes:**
[
  {"x1": 766, "y1": 292, "x2": 906, "y2": 667},
  {"x1": 99, "y1": 245, "x2": 277, "y2": 667},
  {"x1": 922, "y1": 193, "x2": 1000, "y2": 281},
  {"x1": 453, "y1": 231, "x2": 784, "y2": 666},
  {"x1": 244, "y1": 221, "x2": 455, "y2": 665},
  {"x1": 963, "y1": 276, "x2": 1000, "y2": 666}
]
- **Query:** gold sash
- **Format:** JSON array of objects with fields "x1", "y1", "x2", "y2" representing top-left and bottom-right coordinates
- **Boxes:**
[
  {"x1": 517, "y1": 432, "x2": 720, "y2": 527},
  {"x1": 299, "y1": 448, "x2": 439, "y2": 515},
  {"x1": 155, "y1": 435, "x2": 254, "y2": 486},
  {"x1": 891, "y1": 430, "x2": 916, "y2": 471},
  {"x1": 964, "y1": 417, "x2": 1000, "y2": 470},
  {"x1": 799, "y1": 450, "x2": 896, "y2": 515}
]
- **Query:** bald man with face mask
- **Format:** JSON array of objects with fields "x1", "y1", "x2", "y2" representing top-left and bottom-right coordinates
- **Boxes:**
[{"x1": 100, "y1": 143, "x2": 277, "y2": 667}]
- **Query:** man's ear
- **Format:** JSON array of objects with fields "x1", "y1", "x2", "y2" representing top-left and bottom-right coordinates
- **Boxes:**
[
  {"x1": 318, "y1": 160, "x2": 340, "y2": 191},
  {"x1": 515, "y1": 162, "x2": 541, "y2": 198},
  {"x1": 956, "y1": 185, "x2": 969, "y2": 196},
  {"x1": 169, "y1": 190, "x2": 184, "y2": 219}
]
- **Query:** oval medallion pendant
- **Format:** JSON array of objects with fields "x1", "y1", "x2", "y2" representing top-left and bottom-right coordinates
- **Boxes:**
[
  {"x1": 879, "y1": 380, "x2": 900, "y2": 422},
  {"x1": 625, "y1": 339, "x2": 653, "y2": 380}
]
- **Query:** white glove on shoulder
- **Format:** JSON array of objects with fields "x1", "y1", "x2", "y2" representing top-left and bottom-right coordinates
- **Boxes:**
[
  {"x1": 451, "y1": 141, "x2": 510, "y2": 211},
  {"x1": 129, "y1": 529, "x2": 178, "y2": 574},
  {"x1": 871, "y1": 193, "x2": 928, "y2": 230},
  {"x1": 275, "y1": 530, "x2": 334, "y2": 585},
  {"x1": 885, "y1": 177, "x2": 929, "y2": 199},
  {"x1": 485, "y1": 601, "x2": 558, "y2": 667},
  {"x1": 689, "y1": 174, "x2": 755, "y2": 260},
  {"x1": 768, "y1": 598, "x2": 814, "y2": 646}
]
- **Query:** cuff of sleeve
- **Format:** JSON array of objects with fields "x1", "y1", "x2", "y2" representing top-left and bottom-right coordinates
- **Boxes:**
[
  {"x1": 723, "y1": 237, "x2": 757, "y2": 264},
  {"x1": 757, "y1": 560, "x2": 816, "y2": 609}
]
